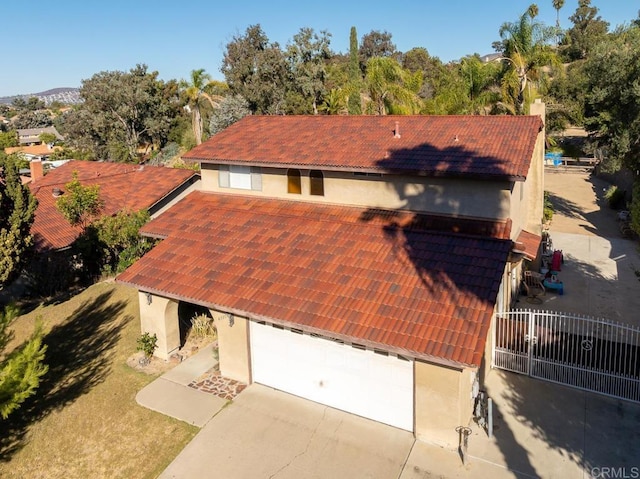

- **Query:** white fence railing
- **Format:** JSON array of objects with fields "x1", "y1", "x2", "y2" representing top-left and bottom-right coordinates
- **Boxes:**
[{"x1": 493, "y1": 309, "x2": 640, "y2": 403}]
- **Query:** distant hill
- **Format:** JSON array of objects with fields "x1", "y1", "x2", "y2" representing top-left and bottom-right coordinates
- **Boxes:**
[{"x1": 0, "y1": 87, "x2": 82, "y2": 106}]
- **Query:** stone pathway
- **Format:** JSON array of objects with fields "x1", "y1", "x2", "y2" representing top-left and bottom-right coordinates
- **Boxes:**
[{"x1": 188, "y1": 365, "x2": 247, "y2": 400}]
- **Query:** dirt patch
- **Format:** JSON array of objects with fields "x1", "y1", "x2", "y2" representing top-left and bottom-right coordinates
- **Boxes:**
[{"x1": 545, "y1": 168, "x2": 621, "y2": 238}]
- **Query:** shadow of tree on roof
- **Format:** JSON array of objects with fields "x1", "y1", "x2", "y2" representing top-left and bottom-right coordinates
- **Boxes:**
[
  {"x1": 360, "y1": 139, "x2": 539, "y2": 475},
  {"x1": 360, "y1": 141, "x2": 514, "y2": 313},
  {"x1": 0, "y1": 290, "x2": 130, "y2": 461}
]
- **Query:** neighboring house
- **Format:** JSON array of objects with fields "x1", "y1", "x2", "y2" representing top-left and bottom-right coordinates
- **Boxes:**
[
  {"x1": 28, "y1": 160, "x2": 199, "y2": 252},
  {"x1": 117, "y1": 103, "x2": 545, "y2": 447},
  {"x1": 5, "y1": 143, "x2": 62, "y2": 162},
  {"x1": 16, "y1": 126, "x2": 64, "y2": 146}
]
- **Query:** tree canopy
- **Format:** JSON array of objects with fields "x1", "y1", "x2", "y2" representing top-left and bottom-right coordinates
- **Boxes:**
[
  {"x1": 498, "y1": 3, "x2": 558, "y2": 114},
  {"x1": 0, "y1": 305, "x2": 48, "y2": 420},
  {"x1": 582, "y1": 26, "x2": 640, "y2": 172},
  {"x1": 0, "y1": 153, "x2": 37, "y2": 287},
  {"x1": 61, "y1": 65, "x2": 180, "y2": 161},
  {"x1": 55, "y1": 171, "x2": 104, "y2": 231}
]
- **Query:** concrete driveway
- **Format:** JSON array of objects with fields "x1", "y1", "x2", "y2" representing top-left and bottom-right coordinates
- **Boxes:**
[
  {"x1": 159, "y1": 384, "x2": 415, "y2": 479},
  {"x1": 541, "y1": 169, "x2": 640, "y2": 325}
]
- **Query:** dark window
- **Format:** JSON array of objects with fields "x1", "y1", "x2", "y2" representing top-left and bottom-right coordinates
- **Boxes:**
[
  {"x1": 310, "y1": 170, "x2": 324, "y2": 196},
  {"x1": 287, "y1": 169, "x2": 301, "y2": 194}
]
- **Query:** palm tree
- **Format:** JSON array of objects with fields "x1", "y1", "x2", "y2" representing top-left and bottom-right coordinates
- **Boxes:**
[
  {"x1": 552, "y1": 0, "x2": 565, "y2": 45},
  {"x1": 498, "y1": 4, "x2": 558, "y2": 114},
  {"x1": 364, "y1": 57, "x2": 422, "y2": 115},
  {"x1": 180, "y1": 69, "x2": 223, "y2": 145}
]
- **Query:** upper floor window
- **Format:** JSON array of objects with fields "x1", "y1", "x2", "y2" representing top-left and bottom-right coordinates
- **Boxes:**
[
  {"x1": 310, "y1": 170, "x2": 324, "y2": 196},
  {"x1": 287, "y1": 169, "x2": 301, "y2": 194},
  {"x1": 219, "y1": 165, "x2": 262, "y2": 191}
]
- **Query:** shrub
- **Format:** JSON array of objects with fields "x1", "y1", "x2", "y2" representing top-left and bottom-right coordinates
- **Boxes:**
[
  {"x1": 136, "y1": 332, "x2": 157, "y2": 359},
  {"x1": 631, "y1": 182, "x2": 640, "y2": 237},
  {"x1": 543, "y1": 191, "x2": 554, "y2": 223},
  {"x1": 604, "y1": 185, "x2": 626, "y2": 210},
  {"x1": 190, "y1": 314, "x2": 216, "y2": 339}
]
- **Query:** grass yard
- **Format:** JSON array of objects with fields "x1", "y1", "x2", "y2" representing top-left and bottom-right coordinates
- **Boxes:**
[{"x1": 0, "y1": 282, "x2": 198, "y2": 478}]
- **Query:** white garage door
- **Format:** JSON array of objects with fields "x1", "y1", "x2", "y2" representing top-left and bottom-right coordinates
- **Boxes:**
[{"x1": 250, "y1": 322, "x2": 414, "y2": 431}]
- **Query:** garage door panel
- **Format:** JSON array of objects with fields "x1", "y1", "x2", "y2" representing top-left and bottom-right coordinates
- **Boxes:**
[{"x1": 250, "y1": 322, "x2": 413, "y2": 431}]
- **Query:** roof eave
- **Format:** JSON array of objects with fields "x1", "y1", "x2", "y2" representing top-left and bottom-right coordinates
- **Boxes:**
[
  {"x1": 113, "y1": 280, "x2": 479, "y2": 369},
  {"x1": 189, "y1": 157, "x2": 526, "y2": 182}
]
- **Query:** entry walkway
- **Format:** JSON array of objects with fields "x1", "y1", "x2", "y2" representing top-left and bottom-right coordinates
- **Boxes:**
[{"x1": 136, "y1": 343, "x2": 227, "y2": 427}]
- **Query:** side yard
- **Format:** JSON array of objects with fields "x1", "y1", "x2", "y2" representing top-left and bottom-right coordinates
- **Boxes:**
[{"x1": 0, "y1": 282, "x2": 198, "y2": 479}]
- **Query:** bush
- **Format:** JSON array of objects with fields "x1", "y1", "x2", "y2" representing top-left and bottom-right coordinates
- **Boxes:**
[
  {"x1": 631, "y1": 182, "x2": 640, "y2": 237},
  {"x1": 604, "y1": 185, "x2": 626, "y2": 210},
  {"x1": 136, "y1": 332, "x2": 157, "y2": 359},
  {"x1": 190, "y1": 314, "x2": 216, "y2": 339},
  {"x1": 543, "y1": 191, "x2": 554, "y2": 223}
]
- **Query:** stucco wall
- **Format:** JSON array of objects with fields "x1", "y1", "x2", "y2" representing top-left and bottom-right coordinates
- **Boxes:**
[
  {"x1": 138, "y1": 292, "x2": 180, "y2": 360},
  {"x1": 414, "y1": 360, "x2": 476, "y2": 448},
  {"x1": 210, "y1": 310, "x2": 251, "y2": 383},
  {"x1": 201, "y1": 163, "x2": 512, "y2": 219},
  {"x1": 509, "y1": 100, "x2": 545, "y2": 237}
]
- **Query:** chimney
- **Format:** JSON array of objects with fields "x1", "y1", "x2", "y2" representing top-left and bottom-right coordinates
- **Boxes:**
[
  {"x1": 30, "y1": 159, "x2": 44, "y2": 182},
  {"x1": 394, "y1": 121, "x2": 401, "y2": 139}
]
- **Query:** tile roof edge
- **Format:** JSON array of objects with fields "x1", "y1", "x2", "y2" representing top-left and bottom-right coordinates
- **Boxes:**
[
  {"x1": 188, "y1": 157, "x2": 528, "y2": 181},
  {"x1": 113, "y1": 280, "x2": 482, "y2": 369}
]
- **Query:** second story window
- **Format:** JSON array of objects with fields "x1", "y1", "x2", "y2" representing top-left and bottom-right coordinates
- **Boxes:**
[
  {"x1": 219, "y1": 165, "x2": 262, "y2": 191},
  {"x1": 287, "y1": 169, "x2": 301, "y2": 194},
  {"x1": 310, "y1": 170, "x2": 324, "y2": 196}
]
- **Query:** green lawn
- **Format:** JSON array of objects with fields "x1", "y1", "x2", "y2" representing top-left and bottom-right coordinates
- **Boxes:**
[{"x1": 0, "y1": 282, "x2": 198, "y2": 478}]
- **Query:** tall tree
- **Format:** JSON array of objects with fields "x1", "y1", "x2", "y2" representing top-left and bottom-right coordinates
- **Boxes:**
[
  {"x1": 364, "y1": 57, "x2": 421, "y2": 115},
  {"x1": 359, "y1": 30, "x2": 397, "y2": 72},
  {"x1": 286, "y1": 28, "x2": 332, "y2": 115},
  {"x1": 0, "y1": 153, "x2": 37, "y2": 286},
  {"x1": 402, "y1": 47, "x2": 446, "y2": 101},
  {"x1": 564, "y1": 0, "x2": 609, "y2": 61},
  {"x1": 67, "y1": 64, "x2": 178, "y2": 161},
  {"x1": 222, "y1": 24, "x2": 290, "y2": 114},
  {"x1": 179, "y1": 69, "x2": 223, "y2": 145},
  {"x1": 498, "y1": 3, "x2": 558, "y2": 114},
  {"x1": 459, "y1": 55, "x2": 502, "y2": 114},
  {"x1": 347, "y1": 26, "x2": 362, "y2": 115},
  {"x1": 582, "y1": 27, "x2": 640, "y2": 173},
  {"x1": 209, "y1": 95, "x2": 251, "y2": 135},
  {"x1": 552, "y1": 0, "x2": 565, "y2": 45},
  {"x1": 0, "y1": 304, "x2": 48, "y2": 420}
]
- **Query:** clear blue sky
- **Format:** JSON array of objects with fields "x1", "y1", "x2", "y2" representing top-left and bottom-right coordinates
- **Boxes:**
[{"x1": 2, "y1": 0, "x2": 637, "y2": 97}]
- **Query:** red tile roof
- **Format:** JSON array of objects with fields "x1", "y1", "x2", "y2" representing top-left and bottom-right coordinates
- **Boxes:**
[
  {"x1": 184, "y1": 115, "x2": 543, "y2": 180},
  {"x1": 514, "y1": 229, "x2": 542, "y2": 261},
  {"x1": 29, "y1": 160, "x2": 197, "y2": 251},
  {"x1": 117, "y1": 192, "x2": 513, "y2": 367},
  {"x1": 5, "y1": 145, "x2": 62, "y2": 157}
]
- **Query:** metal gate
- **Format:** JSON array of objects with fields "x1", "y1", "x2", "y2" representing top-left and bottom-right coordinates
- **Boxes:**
[{"x1": 493, "y1": 309, "x2": 640, "y2": 402}]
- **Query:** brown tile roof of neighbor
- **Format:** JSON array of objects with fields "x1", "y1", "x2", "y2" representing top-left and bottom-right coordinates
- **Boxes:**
[
  {"x1": 5, "y1": 144, "x2": 62, "y2": 157},
  {"x1": 29, "y1": 160, "x2": 197, "y2": 251},
  {"x1": 117, "y1": 192, "x2": 513, "y2": 367},
  {"x1": 183, "y1": 115, "x2": 543, "y2": 181},
  {"x1": 514, "y1": 229, "x2": 542, "y2": 261}
]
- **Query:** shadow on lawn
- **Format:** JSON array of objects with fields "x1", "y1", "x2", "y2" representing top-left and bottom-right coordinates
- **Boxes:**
[{"x1": 0, "y1": 290, "x2": 131, "y2": 461}]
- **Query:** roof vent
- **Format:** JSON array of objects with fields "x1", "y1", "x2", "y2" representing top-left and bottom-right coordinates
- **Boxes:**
[
  {"x1": 454, "y1": 135, "x2": 459, "y2": 142},
  {"x1": 52, "y1": 188, "x2": 63, "y2": 198},
  {"x1": 393, "y1": 121, "x2": 401, "y2": 139}
]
